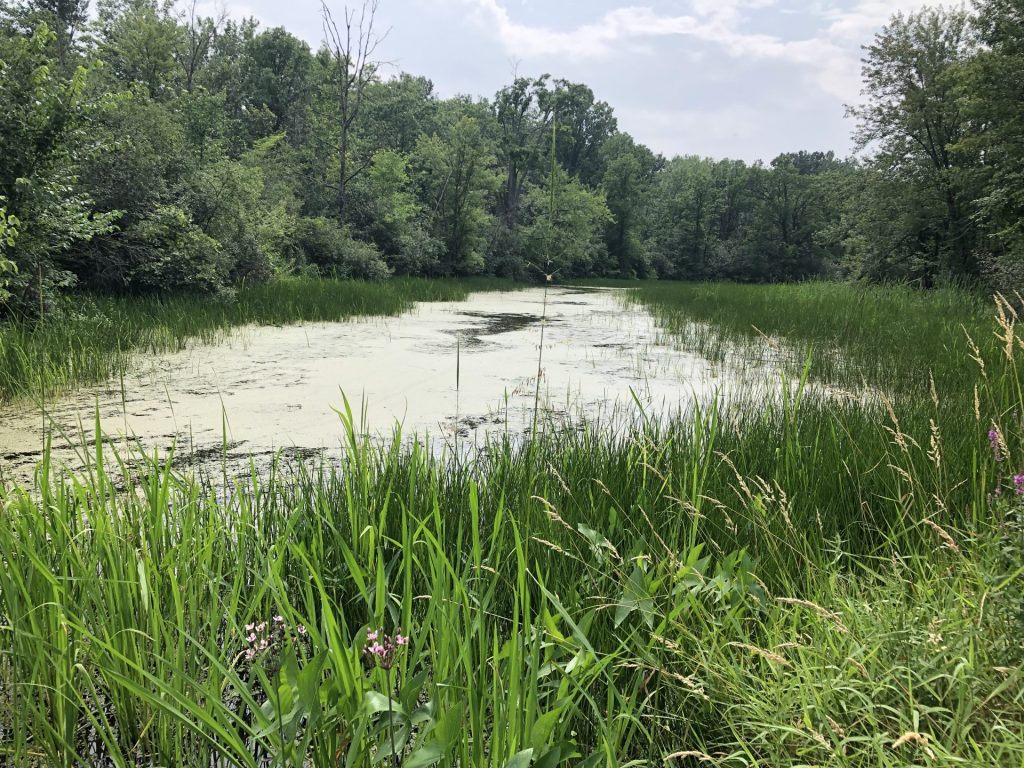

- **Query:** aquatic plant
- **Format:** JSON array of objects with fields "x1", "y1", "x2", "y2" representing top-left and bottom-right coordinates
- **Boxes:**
[{"x1": 0, "y1": 282, "x2": 1022, "y2": 766}]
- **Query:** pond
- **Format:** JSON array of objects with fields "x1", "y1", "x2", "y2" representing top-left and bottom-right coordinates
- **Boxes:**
[{"x1": 0, "y1": 286, "x2": 789, "y2": 483}]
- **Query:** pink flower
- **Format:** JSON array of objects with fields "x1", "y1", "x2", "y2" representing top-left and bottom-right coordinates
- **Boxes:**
[
  {"x1": 1014, "y1": 474, "x2": 1024, "y2": 495},
  {"x1": 395, "y1": 634, "x2": 408, "y2": 646},
  {"x1": 245, "y1": 623, "x2": 255, "y2": 631},
  {"x1": 367, "y1": 630, "x2": 378, "y2": 642},
  {"x1": 245, "y1": 649, "x2": 256, "y2": 660},
  {"x1": 297, "y1": 625, "x2": 307, "y2": 635},
  {"x1": 247, "y1": 633, "x2": 257, "y2": 643},
  {"x1": 256, "y1": 622, "x2": 267, "y2": 632}
]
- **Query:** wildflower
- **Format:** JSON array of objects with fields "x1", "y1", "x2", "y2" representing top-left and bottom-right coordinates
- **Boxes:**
[
  {"x1": 273, "y1": 615, "x2": 285, "y2": 625},
  {"x1": 247, "y1": 632, "x2": 257, "y2": 643},
  {"x1": 1014, "y1": 474, "x2": 1024, "y2": 495},
  {"x1": 362, "y1": 627, "x2": 409, "y2": 671},
  {"x1": 245, "y1": 623, "x2": 255, "y2": 631},
  {"x1": 245, "y1": 649, "x2": 256, "y2": 660},
  {"x1": 297, "y1": 624, "x2": 307, "y2": 635},
  {"x1": 989, "y1": 428, "x2": 1003, "y2": 462}
]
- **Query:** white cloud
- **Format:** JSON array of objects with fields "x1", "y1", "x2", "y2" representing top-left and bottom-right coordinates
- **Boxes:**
[
  {"x1": 824, "y1": 0, "x2": 938, "y2": 42},
  {"x1": 462, "y1": 0, "x2": 864, "y2": 99}
]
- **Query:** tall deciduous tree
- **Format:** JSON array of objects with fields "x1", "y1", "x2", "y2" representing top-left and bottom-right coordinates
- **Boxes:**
[
  {"x1": 413, "y1": 116, "x2": 500, "y2": 276},
  {"x1": 7, "y1": 0, "x2": 90, "y2": 71},
  {"x1": 320, "y1": 0, "x2": 384, "y2": 223},
  {"x1": 0, "y1": 23, "x2": 115, "y2": 314},
  {"x1": 850, "y1": 7, "x2": 979, "y2": 281},
  {"x1": 967, "y1": 0, "x2": 1024, "y2": 290},
  {"x1": 493, "y1": 75, "x2": 550, "y2": 233}
]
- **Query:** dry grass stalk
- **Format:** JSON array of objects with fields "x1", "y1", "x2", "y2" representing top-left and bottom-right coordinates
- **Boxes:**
[
  {"x1": 776, "y1": 597, "x2": 849, "y2": 634},
  {"x1": 845, "y1": 656, "x2": 869, "y2": 678},
  {"x1": 531, "y1": 537, "x2": 566, "y2": 555},
  {"x1": 532, "y1": 495, "x2": 572, "y2": 531},
  {"x1": 665, "y1": 749, "x2": 716, "y2": 763},
  {"x1": 892, "y1": 731, "x2": 936, "y2": 759},
  {"x1": 728, "y1": 642, "x2": 792, "y2": 668},
  {"x1": 928, "y1": 418, "x2": 942, "y2": 469},
  {"x1": 923, "y1": 518, "x2": 961, "y2": 554}
]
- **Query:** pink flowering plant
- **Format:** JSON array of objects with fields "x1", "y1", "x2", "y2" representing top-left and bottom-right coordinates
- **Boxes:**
[
  {"x1": 360, "y1": 626, "x2": 411, "y2": 767},
  {"x1": 237, "y1": 613, "x2": 329, "y2": 766},
  {"x1": 238, "y1": 616, "x2": 447, "y2": 768},
  {"x1": 242, "y1": 615, "x2": 309, "y2": 665}
]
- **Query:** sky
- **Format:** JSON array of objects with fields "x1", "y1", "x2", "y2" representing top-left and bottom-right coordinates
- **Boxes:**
[{"x1": 199, "y1": 0, "x2": 939, "y2": 163}]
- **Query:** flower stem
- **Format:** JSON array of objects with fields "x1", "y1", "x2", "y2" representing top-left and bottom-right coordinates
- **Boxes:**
[{"x1": 386, "y1": 666, "x2": 399, "y2": 768}]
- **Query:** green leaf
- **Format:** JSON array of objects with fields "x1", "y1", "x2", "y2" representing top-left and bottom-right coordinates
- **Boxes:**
[
  {"x1": 615, "y1": 565, "x2": 654, "y2": 628},
  {"x1": 530, "y1": 708, "x2": 562, "y2": 753},
  {"x1": 533, "y1": 747, "x2": 563, "y2": 768},
  {"x1": 503, "y1": 748, "x2": 534, "y2": 768},
  {"x1": 403, "y1": 742, "x2": 445, "y2": 768},
  {"x1": 363, "y1": 690, "x2": 408, "y2": 719}
]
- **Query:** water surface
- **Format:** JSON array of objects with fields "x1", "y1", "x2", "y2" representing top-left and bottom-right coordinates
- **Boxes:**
[{"x1": 0, "y1": 287, "x2": 781, "y2": 482}]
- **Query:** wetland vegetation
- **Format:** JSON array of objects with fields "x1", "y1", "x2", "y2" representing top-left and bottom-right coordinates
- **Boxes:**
[
  {"x1": 2, "y1": 0, "x2": 1024, "y2": 766},
  {"x1": 1, "y1": 281, "x2": 1023, "y2": 767}
]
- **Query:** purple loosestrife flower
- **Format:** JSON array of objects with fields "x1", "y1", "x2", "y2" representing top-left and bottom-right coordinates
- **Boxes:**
[
  {"x1": 989, "y1": 429, "x2": 1004, "y2": 462},
  {"x1": 1014, "y1": 474, "x2": 1024, "y2": 495}
]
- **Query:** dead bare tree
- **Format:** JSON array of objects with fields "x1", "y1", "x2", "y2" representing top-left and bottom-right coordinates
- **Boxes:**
[
  {"x1": 177, "y1": 0, "x2": 228, "y2": 94},
  {"x1": 321, "y1": 0, "x2": 387, "y2": 222}
]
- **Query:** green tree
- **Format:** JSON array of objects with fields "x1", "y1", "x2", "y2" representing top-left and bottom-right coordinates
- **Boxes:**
[
  {"x1": 241, "y1": 27, "x2": 314, "y2": 139},
  {"x1": 5, "y1": 0, "x2": 90, "y2": 72},
  {"x1": 94, "y1": 0, "x2": 185, "y2": 99},
  {"x1": 649, "y1": 156, "x2": 718, "y2": 278},
  {"x1": 493, "y1": 76, "x2": 550, "y2": 233},
  {"x1": 966, "y1": 0, "x2": 1024, "y2": 291},
  {"x1": 549, "y1": 80, "x2": 618, "y2": 187},
  {"x1": 360, "y1": 74, "x2": 438, "y2": 155},
  {"x1": 412, "y1": 117, "x2": 500, "y2": 276},
  {"x1": 601, "y1": 133, "x2": 660, "y2": 277},
  {"x1": 520, "y1": 168, "x2": 612, "y2": 278},
  {"x1": 850, "y1": 7, "x2": 979, "y2": 282},
  {"x1": 0, "y1": 23, "x2": 115, "y2": 314}
]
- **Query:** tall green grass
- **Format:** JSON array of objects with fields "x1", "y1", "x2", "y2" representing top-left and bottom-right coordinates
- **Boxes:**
[
  {"x1": 1, "y1": 282, "x2": 1022, "y2": 766},
  {"x1": 628, "y1": 281, "x2": 994, "y2": 395},
  {"x1": 0, "y1": 277, "x2": 518, "y2": 404}
]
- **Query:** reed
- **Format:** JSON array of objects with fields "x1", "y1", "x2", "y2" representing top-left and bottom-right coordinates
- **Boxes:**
[
  {"x1": 0, "y1": 281, "x2": 1021, "y2": 767},
  {"x1": 0, "y1": 277, "x2": 518, "y2": 404}
]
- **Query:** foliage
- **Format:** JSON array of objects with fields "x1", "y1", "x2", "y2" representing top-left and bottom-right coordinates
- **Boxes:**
[
  {"x1": 1, "y1": 283, "x2": 1023, "y2": 766},
  {"x1": 412, "y1": 117, "x2": 500, "y2": 276},
  {"x1": 1, "y1": 1, "x2": 1022, "y2": 301},
  {"x1": 0, "y1": 203, "x2": 18, "y2": 303},
  {"x1": 849, "y1": 7, "x2": 980, "y2": 283},
  {"x1": 0, "y1": 23, "x2": 117, "y2": 314}
]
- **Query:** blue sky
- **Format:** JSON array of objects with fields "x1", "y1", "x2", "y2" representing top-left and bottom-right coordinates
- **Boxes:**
[{"x1": 201, "y1": 0, "x2": 937, "y2": 162}]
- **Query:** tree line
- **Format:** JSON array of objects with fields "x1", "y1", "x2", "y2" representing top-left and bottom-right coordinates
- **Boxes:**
[{"x1": 1, "y1": 0, "x2": 1021, "y2": 317}]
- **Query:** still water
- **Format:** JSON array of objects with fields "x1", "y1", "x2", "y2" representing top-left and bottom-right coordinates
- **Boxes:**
[{"x1": 0, "y1": 287, "x2": 782, "y2": 482}]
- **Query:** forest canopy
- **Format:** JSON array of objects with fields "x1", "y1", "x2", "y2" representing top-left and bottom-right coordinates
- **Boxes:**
[{"x1": 1, "y1": 0, "x2": 1022, "y2": 316}]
